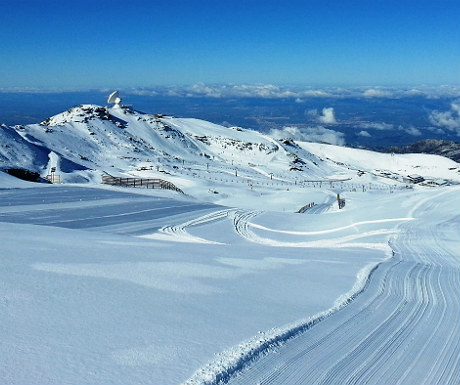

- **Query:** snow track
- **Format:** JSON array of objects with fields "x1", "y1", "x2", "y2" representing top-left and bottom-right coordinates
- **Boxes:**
[
  {"x1": 231, "y1": 210, "x2": 401, "y2": 250},
  {"x1": 188, "y1": 189, "x2": 460, "y2": 385},
  {"x1": 150, "y1": 209, "x2": 235, "y2": 244},
  {"x1": 232, "y1": 210, "x2": 261, "y2": 241}
]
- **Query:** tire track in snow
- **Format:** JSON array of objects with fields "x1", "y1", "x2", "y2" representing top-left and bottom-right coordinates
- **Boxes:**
[
  {"x1": 144, "y1": 209, "x2": 236, "y2": 244},
  {"x1": 232, "y1": 210, "x2": 261, "y2": 241},
  {"x1": 314, "y1": 262, "x2": 431, "y2": 385},
  {"x1": 184, "y1": 189, "x2": 460, "y2": 385},
  {"x1": 231, "y1": 209, "x2": 400, "y2": 250}
]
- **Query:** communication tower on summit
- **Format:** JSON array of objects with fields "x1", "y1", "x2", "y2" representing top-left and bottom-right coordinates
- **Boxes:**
[{"x1": 107, "y1": 91, "x2": 122, "y2": 108}]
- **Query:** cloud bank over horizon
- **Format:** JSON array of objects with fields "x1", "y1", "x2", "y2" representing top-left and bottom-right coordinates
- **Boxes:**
[
  {"x1": 1, "y1": 84, "x2": 459, "y2": 101},
  {"x1": 121, "y1": 84, "x2": 460, "y2": 100}
]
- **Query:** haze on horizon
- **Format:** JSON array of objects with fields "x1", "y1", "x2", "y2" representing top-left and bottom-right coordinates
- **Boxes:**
[{"x1": 1, "y1": 0, "x2": 459, "y2": 89}]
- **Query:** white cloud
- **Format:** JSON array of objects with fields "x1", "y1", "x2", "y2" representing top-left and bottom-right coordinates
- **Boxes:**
[
  {"x1": 128, "y1": 89, "x2": 158, "y2": 96},
  {"x1": 221, "y1": 84, "x2": 292, "y2": 98},
  {"x1": 318, "y1": 107, "x2": 336, "y2": 124},
  {"x1": 186, "y1": 83, "x2": 222, "y2": 98},
  {"x1": 358, "y1": 121, "x2": 423, "y2": 137},
  {"x1": 306, "y1": 107, "x2": 336, "y2": 124},
  {"x1": 269, "y1": 125, "x2": 345, "y2": 146},
  {"x1": 453, "y1": 101, "x2": 460, "y2": 114},
  {"x1": 358, "y1": 130, "x2": 371, "y2": 137},
  {"x1": 300, "y1": 90, "x2": 331, "y2": 97},
  {"x1": 358, "y1": 122, "x2": 394, "y2": 130},
  {"x1": 166, "y1": 89, "x2": 182, "y2": 97},
  {"x1": 402, "y1": 126, "x2": 422, "y2": 136},
  {"x1": 362, "y1": 88, "x2": 391, "y2": 98},
  {"x1": 429, "y1": 100, "x2": 460, "y2": 134}
]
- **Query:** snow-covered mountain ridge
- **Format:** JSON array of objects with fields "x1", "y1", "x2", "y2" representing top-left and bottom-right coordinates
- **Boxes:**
[
  {"x1": 10, "y1": 104, "x2": 280, "y2": 170},
  {"x1": 2, "y1": 102, "x2": 459, "y2": 205}
]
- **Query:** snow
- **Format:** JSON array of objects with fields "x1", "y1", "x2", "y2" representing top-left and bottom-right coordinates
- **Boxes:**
[
  {"x1": 226, "y1": 187, "x2": 460, "y2": 385},
  {"x1": 0, "y1": 186, "x2": 384, "y2": 384},
  {"x1": 0, "y1": 103, "x2": 459, "y2": 385},
  {"x1": 297, "y1": 140, "x2": 460, "y2": 181}
]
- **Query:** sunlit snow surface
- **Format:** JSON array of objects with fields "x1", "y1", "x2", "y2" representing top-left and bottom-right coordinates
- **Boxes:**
[
  {"x1": 1, "y1": 173, "x2": 458, "y2": 384},
  {"x1": 1, "y1": 106, "x2": 459, "y2": 384}
]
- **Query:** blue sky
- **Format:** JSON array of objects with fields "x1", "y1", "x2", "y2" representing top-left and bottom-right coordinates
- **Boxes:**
[{"x1": 1, "y1": 0, "x2": 459, "y2": 88}]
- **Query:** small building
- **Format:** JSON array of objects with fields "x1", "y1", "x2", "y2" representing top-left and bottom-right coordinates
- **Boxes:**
[
  {"x1": 403, "y1": 174, "x2": 425, "y2": 184},
  {"x1": 424, "y1": 179, "x2": 447, "y2": 187}
]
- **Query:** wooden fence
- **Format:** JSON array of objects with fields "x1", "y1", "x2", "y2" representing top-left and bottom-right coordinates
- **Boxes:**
[{"x1": 101, "y1": 175, "x2": 184, "y2": 194}]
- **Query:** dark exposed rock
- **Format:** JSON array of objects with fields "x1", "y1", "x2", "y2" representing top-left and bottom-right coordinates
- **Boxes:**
[{"x1": 5, "y1": 168, "x2": 49, "y2": 183}]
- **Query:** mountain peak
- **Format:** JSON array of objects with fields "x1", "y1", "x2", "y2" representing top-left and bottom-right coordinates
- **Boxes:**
[{"x1": 41, "y1": 104, "x2": 109, "y2": 126}]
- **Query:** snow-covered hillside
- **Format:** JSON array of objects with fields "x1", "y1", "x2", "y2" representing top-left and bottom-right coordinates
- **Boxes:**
[
  {"x1": 2, "y1": 101, "x2": 459, "y2": 208},
  {"x1": 0, "y1": 124, "x2": 49, "y2": 170},
  {"x1": 12, "y1": 104, "x2": 283, "y2": 179},
  {"x1": 1, "y1": 99, "x2": 459, "y2": 385}
]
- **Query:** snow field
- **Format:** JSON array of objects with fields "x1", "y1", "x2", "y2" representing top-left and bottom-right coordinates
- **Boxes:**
[
  {"x1": 1, "y1": 182, "x2": 389, "y2": 384},
  {"x1": 225, "y1": 187, "x2": 460, "y2": 385}
]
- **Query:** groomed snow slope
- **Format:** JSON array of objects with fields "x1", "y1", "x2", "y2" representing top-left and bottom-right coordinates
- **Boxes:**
[
  {"x1": 1, "y1": 176, "x2": 458, "y2": 385},
  {"x1": 224, "y1": 188, "x2": 460, "y2": 385},
  {"x1": 0, "y1": 181, "x2": 383, "y2": 384}
]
